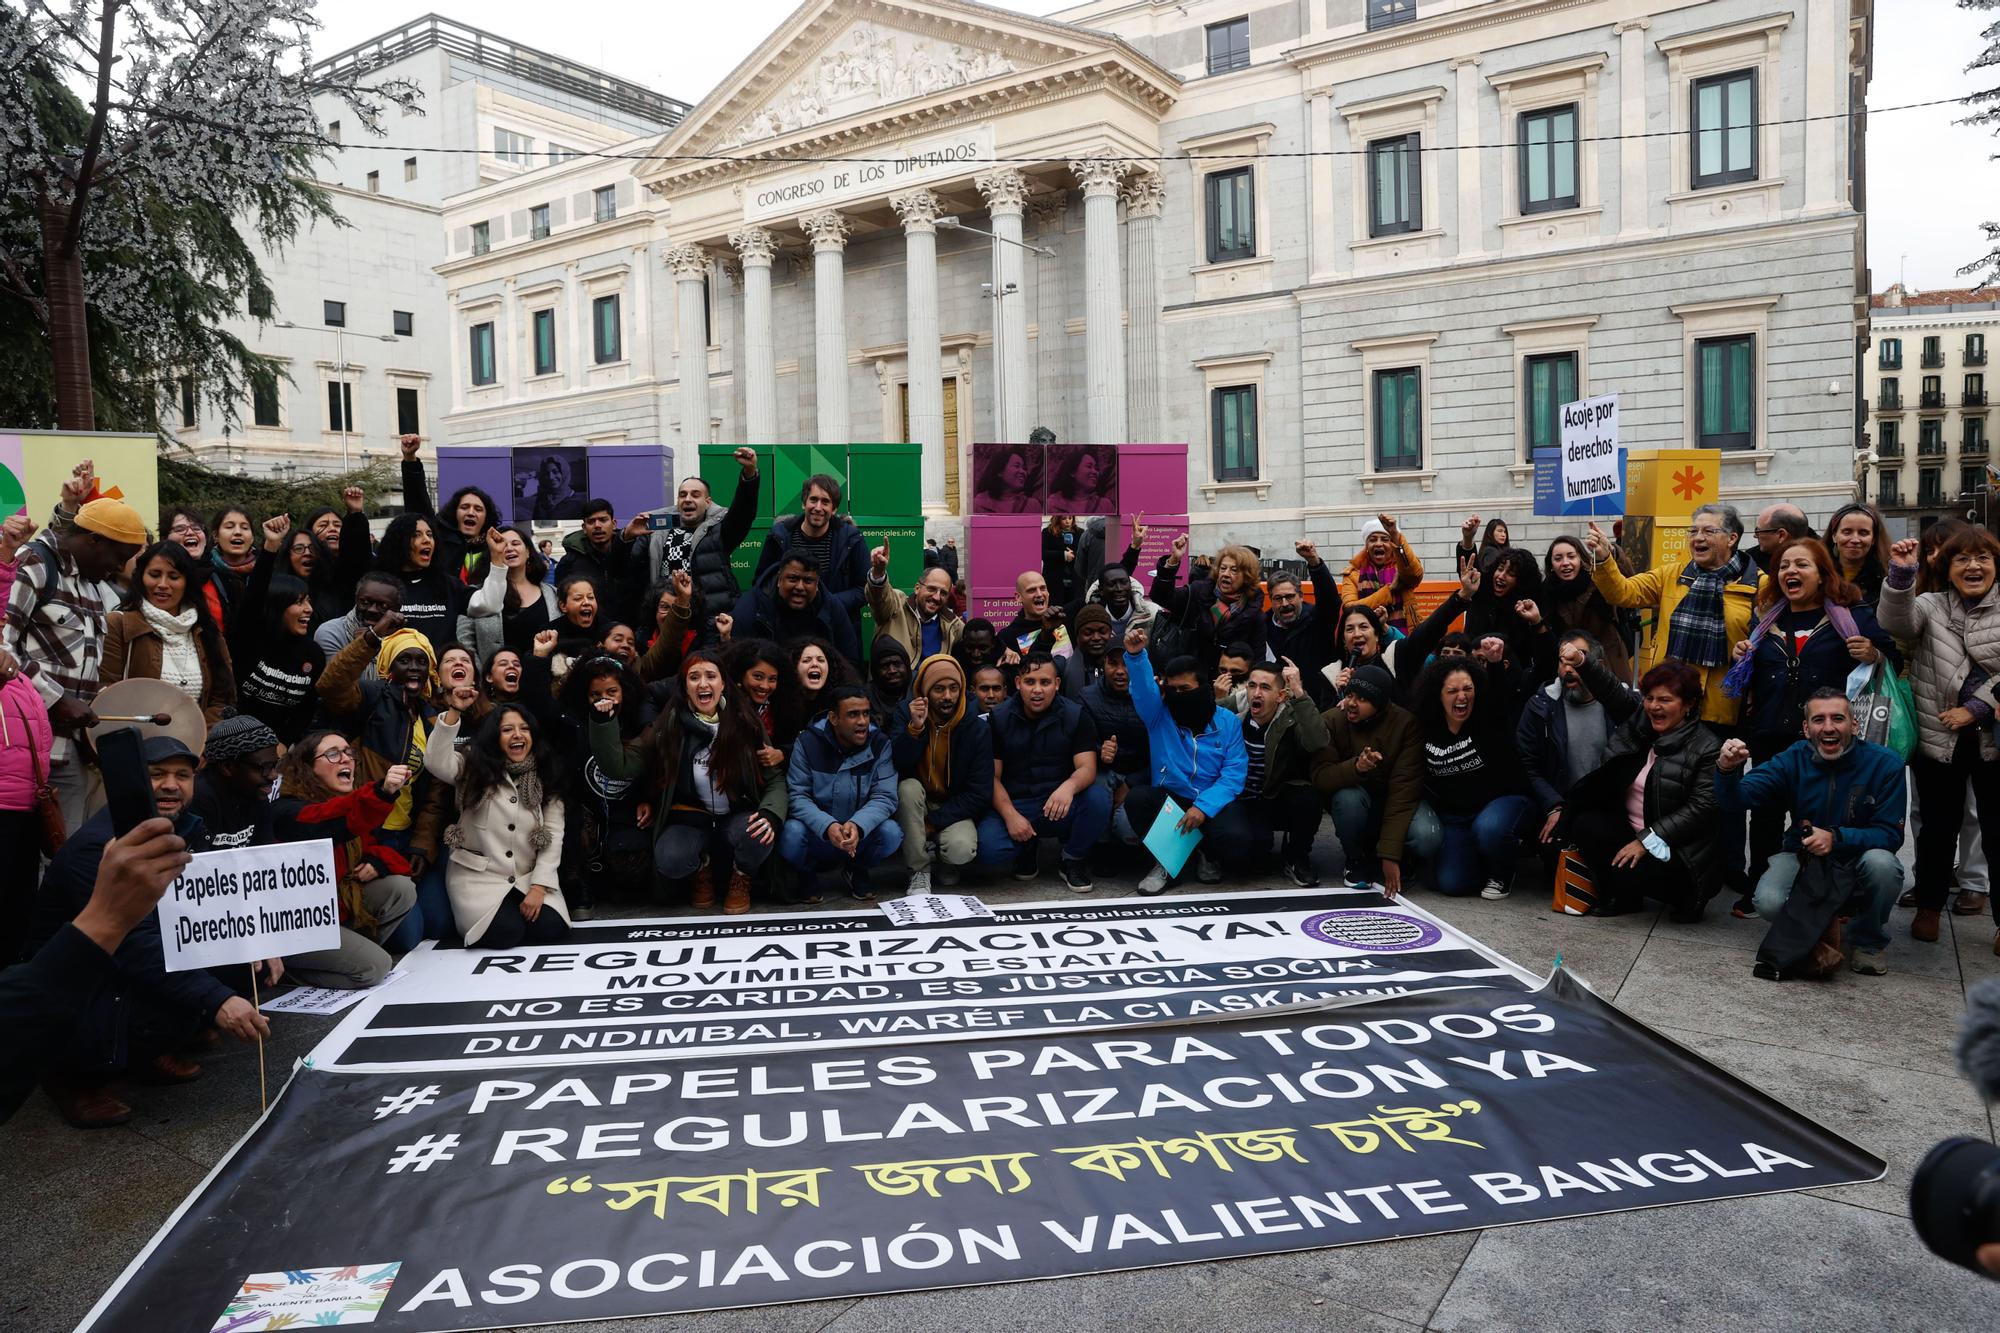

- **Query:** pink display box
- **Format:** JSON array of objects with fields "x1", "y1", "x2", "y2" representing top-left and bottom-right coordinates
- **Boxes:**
[
  {"x1": 1123, "y1": 514, "x2": 1190, "y2": 590},
  {"x1": 966, "y1": 514, "x2": 1044, "y2": 593},
  {"x1": 1110, "y1": 443, "x2": 1188, "y2": 520},
  {"x1": 968, "y1": 589, "x2": 1020, "y2": 624}
]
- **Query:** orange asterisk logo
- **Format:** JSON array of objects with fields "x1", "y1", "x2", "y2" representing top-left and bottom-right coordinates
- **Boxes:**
[{"x1": 1671, "y1": 466, "x2": 1706, "y2": 501}]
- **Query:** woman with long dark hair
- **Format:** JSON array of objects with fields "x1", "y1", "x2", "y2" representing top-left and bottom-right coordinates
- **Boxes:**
[
  {"x1": 1042, "y1": 514, "x2": 1079, "y2": 607},
  {"x1": 592, "y1": 652, "x2": 785, "y2": 915},
  {"x1": 1454, "y1": 515, "x2": 1510, "y2": 577},
  {"x1": 400, "y1": 434, "x2": 499, "y2": 585},
  {"x1": 424, "y1": 701, "x2": 570, "y2": 946},
  {"x1": 272, "y1": 733, "x2": 421, "y2": 967},
  {"x1": 1458, "y1": 546, "x2": 1553, "y2": 682},
  {"x1": 279, "y1": 521, "x2": 348, "y2": 631},
  {"x1": 1822, "y1": 502, "x2": 1891, "y2": 605},
  {"x1": 1541, "y1": 534, "x2": 1632, "y2": 680},
  {"x1": 206, "y1": 505, "x2": 258, "y2": 631},
  {"x1": 374, "y1": 512, "x2": 467, "y2": 651},
  {"x1": 101, "y1": 539, "x2": 236, "y2": 724},
  {"x1": 724, "y1": 637, "x2": 795, "y2": 766},
  {"x1": 558, "y1": 653, "x2": 654, "y2": 915},
  {"x1": 229, "y1": 537, "x2": 324, "y2": 745},
  {"x1": 460, "y1": 524, "x2": 553, "y2": 664},
  {"x1": 774, "y1": 636, "x2": 859, "y2": 747},
  {"x1": 973, "y1": 447, "x2": 1038, "y2": 514},
  {"x1": 1557, "y1": 662, "x2": 1724, "y2": 921},
  {"x1": 1403, "y1": 656, "x2": 1530, "y2": 898}
]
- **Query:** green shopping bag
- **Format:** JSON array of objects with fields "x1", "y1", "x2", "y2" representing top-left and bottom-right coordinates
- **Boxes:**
[{"x1": 1849, "y1": 661, "x2": 1917, "y2": 759}]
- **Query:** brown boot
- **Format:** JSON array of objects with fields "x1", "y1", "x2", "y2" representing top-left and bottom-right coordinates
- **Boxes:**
[
  {"x1": 1803, "y1": 919, "x2": 1846, "y2": 980},
  {"x1": 43, "y1": 1076, "x2": 131, "y2": 1128},
  {"x1": 1954, "y1": 890, "x2": 1989, "y2": 916},
  {"x1": 1911, "y1": 907, "x2": 1941, "y2": 942},
  {"x1": 722, "y1": 870, "x2": 752, "y2": 915},
  {"x1": 133, "y1": 1053, "x2": 202, "y2": 1085},
  {"x1": 690, "y1": 862, "x2": 716, "y2": 911}
]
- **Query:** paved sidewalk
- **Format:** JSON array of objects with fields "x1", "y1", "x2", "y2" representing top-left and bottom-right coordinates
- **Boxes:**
[{"x1": 8, "y1": 868, "x2": 1996, "y2": 1333}]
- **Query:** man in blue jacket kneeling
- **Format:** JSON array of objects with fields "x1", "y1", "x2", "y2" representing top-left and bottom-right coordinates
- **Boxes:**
[
  {"x1": 781, "y1": 687, "x2": 903, "y2": 900},
  {"x1": 1121, "y1": 624, "x2": 1250, "y2": 895},
  {"x1": 1716, "y1": 686, "x2": 1906, "y2": 975}
]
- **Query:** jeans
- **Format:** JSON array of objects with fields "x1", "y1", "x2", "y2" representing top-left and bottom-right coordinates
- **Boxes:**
[
  {"x1": 895, "y1": 779, "x2": 981, "y2": 871},
  {"x1": 1402, "y1": 796, "x2": 1532, "y2": 897},
  {"x1": 654, "y1": 811, "x2": 777, "y2": 880},
  {"x1": 779, "y1": 817, "x2": 903, "y2": 871},
  {"x1": 1330, "y1": 787, "x2": 1385, "y2": 878},
  {"x1": 1754, "y1": 850, "x2": 1904, "y2": 953},
  {"x1": 1118, "y1": 785, "x2": 1250, "y2": 873},
  {"x1": 287, "y1": 875, "x2": 415, "y2": 988},
  {"x1": 975, "y1": 785, "x2": 1113, "y2": 866},
  {"x1": 1910, "y1": 745, "x2": 2000, "y2": 914},
  {"x1": 1744, "y1": 731, "x2": 1793, "y2": 892}
]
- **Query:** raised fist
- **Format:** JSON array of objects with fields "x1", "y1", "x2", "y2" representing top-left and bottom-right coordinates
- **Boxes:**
[
  {"x1": 1124, "y1": 624, "x2": 1148, "y2": 656},
  {"x1": 1717, "y1": 738, "x2": 1751, "y2": 772},
  {"x1": 371, "y1": 610, "x2": 406, "y2": 640},
  {"x1": 532, "y1": 629, "x2": 559, "y2": 658},
  {"x1": 1169, "y1": 533, "x2": 1190, "y2": 561},
  {"x1": 670, "y1": 569, "x2": 695, "y2": 605},
  {"x1": 261, "y1": 514, "x2": 290, "y2": 551},
  {"x1": 1295, "y1": 539, "x2": 1319, "y2": 567},
  {"x1": 343, "y1": 486, "x2": 365, "y2": 513},
  {"x1": 399, "y1": 434, "x2": 422, "y2": 460},
  {"x1": 1889, "y1": 538, "x2": 1920, "y2": 569},
  {"x1": 733, "y1": 446, "x2": 759, "y2": 474},
  {"x1": 713, "y1": 612, "x2": 733, "y2": 642},
  {"x1": 907, "y1": 696, "x2": 929, "y2": 731},
  {"x1": 381, "y1": 764, "x2": 413, "y2": 795}
]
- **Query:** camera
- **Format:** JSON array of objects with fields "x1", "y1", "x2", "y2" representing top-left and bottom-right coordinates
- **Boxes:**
[{"x1": 1911, "y1": 1138, "x2": 2000, "y2": 1276}]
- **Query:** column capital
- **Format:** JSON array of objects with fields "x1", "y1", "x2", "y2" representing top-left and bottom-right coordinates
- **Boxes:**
[
  {"x1": 975, "y1": 167, "x2": 1030, "y2": 215},
  {"x1": 728, "y1": 225, "x2": 778, "y2": 267},
  {"x1": 1070, "y1": 158, "x2": 1130, "y2": 197},
  {"x1": 1613, "y1": 17, "x2": 1650, "y2": 34},
  {"x1": 1122, "y1": 171, "x2": 1166, "y2": 219},
  {"x1": 664, "y1": 243, "x2": 709, "y2": 280},
  {"x1": 891, "y1": 189, "x2": 943, "y2": 234},
  {"x1": 1447, "y1": 55, "x2": 1481, "y2": 71},
  {"x1": 800, "y1": 209, "x2": 850, "y2": 252}
]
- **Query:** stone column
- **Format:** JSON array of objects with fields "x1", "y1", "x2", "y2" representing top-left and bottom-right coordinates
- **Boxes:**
[
  {"x1": 665, "y1": 244, "x2": 710, "y2": 448},
  {"x1": 563, "y1": 262, "x2": 585, "y2": 391},
  {"x1": 800, "y1": 210, "x2": 851, "y2": 445},
  {"x1": 729, "y1": 226, "x2": 778, "y2": 442},
  {"x1": 1122, "y1": 172, "x2": 1165, "y2": 444},
  {"x1": 1451, "y1": 57, "x2": 1483, "y2": 259},
  {"x1": 1616, "y1": 20, "x2": 1650, "y2": 238},
  {"x1": 892, "y1": 189, "x2": 947, "y2": 513},
  {"x1": 1071, "y1": 158, "x2": 1130, "y2": 443},
  {"x1": 976, "y1": 168, "x2": 1032, "y2": 443}
]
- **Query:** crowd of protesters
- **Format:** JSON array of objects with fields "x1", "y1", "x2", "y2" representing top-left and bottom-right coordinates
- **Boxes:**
[{"x1": 0, "y1": 436, "x2": 1978, "y2": 1124}]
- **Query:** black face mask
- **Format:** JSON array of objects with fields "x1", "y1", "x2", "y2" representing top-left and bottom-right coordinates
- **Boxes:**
[{"x1": 1165, "y1": 687, "x2": 1215, "y2": 733}]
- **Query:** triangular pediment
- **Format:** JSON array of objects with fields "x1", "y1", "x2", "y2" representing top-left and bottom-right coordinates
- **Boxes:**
[{"x1": 654, "y1": 0, "x2": 1159, "y2": 160}]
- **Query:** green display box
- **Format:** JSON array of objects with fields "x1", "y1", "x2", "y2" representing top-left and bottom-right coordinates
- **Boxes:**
[
  {"x1": 697, "y1": 444, "x2": 777, "y2": 520},
  {"x1": 773, "y1": 445, "x2": 849, "y2": 516},
  {"x1": 847, "y1": 442, "x2": 922, "y2": 517}
]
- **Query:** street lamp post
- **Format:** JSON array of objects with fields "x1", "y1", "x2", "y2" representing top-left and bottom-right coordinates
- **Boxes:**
[
  {"x1": 939, "y1": 216, "x2": 1048, "y2": 444},
  {"x1": 274, "y1": 320, "x2": 399, "y2": 472}
]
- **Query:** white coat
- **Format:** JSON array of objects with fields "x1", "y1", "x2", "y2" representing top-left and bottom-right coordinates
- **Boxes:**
[{"x1": 423, "y1": 716, "x2": 569, "y2": 944}]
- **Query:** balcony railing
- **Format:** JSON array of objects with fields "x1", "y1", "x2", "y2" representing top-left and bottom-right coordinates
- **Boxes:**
[
  {"x1": 1923, "y1": 351, "x2": 1947, "y2": 368},
  {"x1": 1965, "y1": 390, "x2": 1989, "y2": 408},
  {"x1": 1968, "y1": 347, "x2": 1989, "y2": 366},
  {"x1": 1921, "y1": 390, "x2": 1948, "y2": 409},
  {"x1": 1879, "y1": 490, "x2": 1904, "y2": 507},
  {"x1": 1963, "y1": 436, "x2": 1989, "y2": 456},
  {"x1": 1919, "y1": 489, "x2": 1947, "y2": 507},
  {"x1": 1877, "y1": 438, "x2": 1903, "y2": 458},
  {"x1": 1919, "y1": 436, "x2": 1948, "y2": 457},
  {"x1": 1880, "y1": 354, "x2": 1903, "y2": 370},
  {"x1": 1877, "y1": 391, "x2": 1903, "y2": 410}
]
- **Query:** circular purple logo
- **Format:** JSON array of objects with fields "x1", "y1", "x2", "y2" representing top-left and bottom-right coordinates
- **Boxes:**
[{"x1": 1300, "y1": 909, "x2": 1443, "y2": 952}]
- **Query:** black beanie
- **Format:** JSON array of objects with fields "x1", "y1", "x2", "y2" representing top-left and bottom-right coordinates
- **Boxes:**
[{"x1": 1346, "y1": 664, "x2": 1396, "y2": 709}]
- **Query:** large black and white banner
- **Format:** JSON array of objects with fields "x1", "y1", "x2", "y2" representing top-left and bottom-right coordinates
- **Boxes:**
[
  {"x1": 309, "y1": 889, "x2": 1532, "y2": 1071},
  {"x1": 86, "y1": 971, "x2": 1880, "y2": 1332}
]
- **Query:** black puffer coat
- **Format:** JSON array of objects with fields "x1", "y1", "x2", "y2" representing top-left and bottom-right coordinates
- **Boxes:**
[{"x1": 1563, "y1": 714, "x2": 1725, "y2": 892}]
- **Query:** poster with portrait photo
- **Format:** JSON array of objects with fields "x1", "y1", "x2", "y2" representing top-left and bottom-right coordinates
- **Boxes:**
[
  {"x1": 1045, "y1": 444, "x2": 1118, "y2": 516},
  {"x1": 970, "y1": 442, "x2": 1045, "y2": 515},
  {"x1": 511, "y1": 445, "x2": 591, "y2": 524}
]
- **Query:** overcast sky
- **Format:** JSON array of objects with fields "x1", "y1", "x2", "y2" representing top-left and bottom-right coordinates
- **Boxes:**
[{"x1": 308, "y1": 0, "x2": 1998, "y2": 294}]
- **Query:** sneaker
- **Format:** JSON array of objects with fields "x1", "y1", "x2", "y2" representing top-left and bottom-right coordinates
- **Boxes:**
[
  {"x1": 1729, "y1": 893, "x2": 1757, "y2": 919},
  {"x1": 907, "y1": 868, "x2": 932, "y2": 896},
  {"x1": 1195, "y1": 853, "x2": 1222, "y2": 885},
  {"x1": 1137, "y1": 865, "x2": 1172, "y2": 896},
  {"x1": 1012, "y1": 843, "x2": 1039, "y2": 881},
  {"x1": 936, "y1": 859, "x2": 961, "y2": 887},
  {"x1": 1480, "y1": 877, "x2": 1512, "y2": 901},
  {"x1": 571, "y1": 900, "x2": 596, "y2": 922},
  {"x1": 1341, "y1": 868, "x2": 1373, "y2": 889},
  {"x1": 1849, "y1": 949, "x2": 1889, "y2": 976},
  {"x1": 1285, "y1": 860, "x2": 1320, "y2": 888},
  {"x1": 846, "y1": 866, "x2": 876, "y2": 902},
  {"x1": 1060, "y1": 858, "x2": 1094, "y2": 894}
]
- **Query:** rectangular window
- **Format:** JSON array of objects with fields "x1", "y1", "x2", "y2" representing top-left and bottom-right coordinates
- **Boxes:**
[
  {"x1": 1879, "y1": 337, "x2": 1902, "y2": 369},
  {"x1": 1878, "y1": 470, "x2": 1900, "y2": 506},
  {"x1": 532, "y1": 308, "x2": 558, "y2": 376},
  {"x1": 1374, "y1": 368, "x2": 1423, "y2": 472},
  {"x1": 1203, "y1": 167, "x2": 1255, "y2": 263},
  {"x1": 1964, "y1": 466, "x2": 1985, "y2": 497},
  {"x1": 494, "y1": 128, "x2": 534, "y2": 164},
  {"x1": 471, "y1": 221, "x2": 490, "y2": 256},
  {"x1": 1920, "y1": 467, "x2": 1944, "y2": 506},
  {"x1": 1881, "y1": 376, "x2": 1901, "y2": 409},
  {"x1": 327, "y1": 120, "x2": 340, "y2": 144},
  {"x1": 366, "y1": 171, "x2": 379, "y2": 194},
  {"x1": 1920, "y1": 418, "x2": 1944, "y2": 453},
  {"x1": 530, "y1": 204, "x2": 551, "y2": 241},
  {"x1": 1368, "y1": 134, "x2": 1422, "y2": 237},
  {"x1": 1368, "y1": 0, "x2": 1417, "y2": 30},
  {"x1": 592, "y1": 294, "x2": 622, "y2": 364},
  {"x1": 594, "y1": 185, "x2": 617, "y2": 223},
  {"x1": 548, "y1": 144, "x2": 581, "y2": 165},
  {"x1": 1971, "y1": 418, "x2": 1989, "y2": 449},
  {"x1": 1969, "y1": 333, "x2": 1988, "y2": 365},
  {"x1": 1519, "y1": 104, "x2": 1579, "y2": 214},
  {"x1": 326, "y1": 380, "x2": 354, "y2": 433},
  {"x1": 1210, "y1": 385, "x2": 1259, "y2": 480},
  {"x1": 403, "y1": 156, "x2": 417, "y2": 182},
  {"x1": 251, "y1": 376, "x2": 281, "y2": 428},
  {"x1": 469, "y1": 322, "x2": 496, "y2": 386},
  {"x1": 1878, "y1": 420, "x2": 1900, "y2": 455},
  {"x1": 323, "y1": 300, "x2": 346, "y2": 328},
  {"x1": 396, "y1": 386, "x2": 420, "y2": 437},
  {"x1": 1525, "y1": 352, "x2": 1580, "y2": 454},
  {"x1": 1691, "y1": 69, "x2": 1757, "y2": 189},
  {"x1": 248, "y1": 287, "x2": 271, "y2": 319},
  {"x1": 1923, "y1": 335, "x2": 1944, "y2": 368},
  {"x1": 1205, "y1": 18, "x2": 1250, "y2": 75},
  {"x1": 178, "y1": 376, "x2": 197, "y2": 429},
  {"x1": 1967, "y1": 373, "x2": 1986, "y2": 405},
  {"x1": 1923, "y1": 375, "x2": 1944, "y2": 408},
  {"x1": 1695, "y1": 334, "x2": 1755, "y2": 450},
  {"x1": 393, "y1": 309, "x2": 413, "y2": 338}
]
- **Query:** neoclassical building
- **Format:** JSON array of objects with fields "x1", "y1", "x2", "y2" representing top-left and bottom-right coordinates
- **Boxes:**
[{"x1": 438, "y1": 0, "x2": 1873, "y2": 556}]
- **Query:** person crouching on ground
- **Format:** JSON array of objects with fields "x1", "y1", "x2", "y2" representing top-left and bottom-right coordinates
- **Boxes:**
[
  {"x1": 272, "y1": 734, "x2": 420, "y2": 974},
  {"x1": 424, "y1": 703, "x2": 571, "y2": 947},
  {"x1": 780, "y1": 686, "x2": 901, "y2": 901},
  {"x1": 1119, "y1": 626, "x2": 1248, "y2": 895},
  {"x1": 894, "y1": 655, "x2": 992, "y2": 894}
]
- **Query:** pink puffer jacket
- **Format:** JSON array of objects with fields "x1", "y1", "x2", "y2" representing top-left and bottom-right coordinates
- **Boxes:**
[{"x1": 0, "y1": 556, "x2": 54, "y2": 811}]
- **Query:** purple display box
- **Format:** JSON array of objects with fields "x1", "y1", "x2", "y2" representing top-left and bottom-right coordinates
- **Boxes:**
[
  {"x1": 964, "y1": 444, "x2": 1189, "y2": 597},
  {"x1": 434, "y1": 445, "x2": 675, "y2": 525}
]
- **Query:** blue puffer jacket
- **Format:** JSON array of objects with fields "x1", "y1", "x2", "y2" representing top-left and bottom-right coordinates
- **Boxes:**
[
  {"x1": 1124, "y1": 647, "x2": 1247, "y2": 818},
  {"x1": 1715, "y1": 736, "x2": 1906, "y2": 856},
  {"x1": 785, "y1": 716, "x2": 899, "y2": 837}
]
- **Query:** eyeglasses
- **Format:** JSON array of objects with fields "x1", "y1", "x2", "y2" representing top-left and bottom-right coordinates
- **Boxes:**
[
  {"x1": 1686, "y1": 526, "x2": 1729, "y2": 539},
  {"x1": 168, "y1": 522, "x2": 204, "y2": 537},
  {"x1": 314, "y1": 746, "x2": 356, "y2": 763}
]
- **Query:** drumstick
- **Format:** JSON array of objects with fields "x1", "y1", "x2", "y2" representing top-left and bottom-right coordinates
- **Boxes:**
[{"x1": 95, "y1": 712, "x2": 174, "y2": 725}]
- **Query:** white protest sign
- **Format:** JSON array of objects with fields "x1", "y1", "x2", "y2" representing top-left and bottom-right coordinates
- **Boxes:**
[
  {"x1": 260, "y1": 966, "x2": 407, "y2": 1016},
  {"x1": 1559, "y1": 392, "x2": 1622, "y2": 506},
  {"x1": 159, "y1": 839, "x2": 341, "y2": 973},
  {"x1": 879, "y1": 893, "x2": 996, "y2": 927}
]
